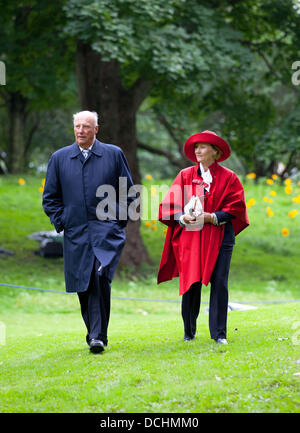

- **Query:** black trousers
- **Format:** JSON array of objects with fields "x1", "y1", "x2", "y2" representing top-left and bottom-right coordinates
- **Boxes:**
[
  {"x1": 77, "y1": 257, "x2": 111, "y2": 346},
  {"x1": 181, "y1": 243, "x2": 233, "y2": 340}
]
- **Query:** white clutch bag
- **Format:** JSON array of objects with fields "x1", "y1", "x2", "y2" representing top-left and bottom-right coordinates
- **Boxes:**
[
  {"x1": 184, "y1": 195, "x2": 203, "y2": 217},
  {"x1": 183, "y1": 195, "x2": 204, "y2": 231}
]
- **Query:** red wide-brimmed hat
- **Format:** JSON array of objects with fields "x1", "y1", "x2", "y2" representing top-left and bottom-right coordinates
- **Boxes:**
[{"x1": 184, "y1": 130, "x2": 231, "y2": 163}]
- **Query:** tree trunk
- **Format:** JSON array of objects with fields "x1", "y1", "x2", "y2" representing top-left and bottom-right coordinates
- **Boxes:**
[
  {"x1": 76, "y1": 41, "x2": 151, "y2": 267},
  {"x1": 8, "y1": 92, "x2": 27, "y2": 173}
]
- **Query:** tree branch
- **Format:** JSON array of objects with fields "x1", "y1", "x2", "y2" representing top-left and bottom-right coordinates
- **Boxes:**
[
  {"x1": 155, "y1": 113, "x2": 183, "y2": 150},
  {"x1": 129, "y1": 78, "x2": 152, "y2": 111},
  {"x1": 0, "y1": 88, "x2": 9, "y2": 104},
  {"x1": 24, "y1": 113, "x2": 40, "y2": 157},
  {"x1": 240, "y1": 32, "x2": 289, "y2": 50},
  {"x1": 280, "y1": 149, "x2": 298, "y2": 179},
  {"x1": 256, "y1": 49, "x2": 282, "y2": 82},
  {"x1": 137, "y1": 141, "x2": 188, "y2": 169},
  {"x1": 155, "y1": 112, "x2": 191, "y2": 166},
  {"x1": 257, "y1": 48, "x2": 299, "y2": 97},
  {"x1": 240, "y1": 37, "x2": 299, "y2": 96}
]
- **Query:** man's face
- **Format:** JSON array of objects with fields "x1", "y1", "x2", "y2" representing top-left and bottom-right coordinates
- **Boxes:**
[{"x1": 74, "y1": 115, "x2": 98, "y2": 148}]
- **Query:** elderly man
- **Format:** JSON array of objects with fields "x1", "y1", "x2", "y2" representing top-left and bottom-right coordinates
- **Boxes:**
[{"x1": 43, "y1": 111, "x2": 134, "y2": 353}]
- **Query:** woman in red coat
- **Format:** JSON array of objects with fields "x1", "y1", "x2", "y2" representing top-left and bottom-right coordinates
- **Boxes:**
[{"x1": 157, "y1": 131, "x2": 249, "y2": 344}]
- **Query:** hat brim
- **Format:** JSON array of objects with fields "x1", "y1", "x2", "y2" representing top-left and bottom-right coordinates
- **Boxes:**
[{"x1": 184, "y1": 132, "x2": 231, "y2": 163}]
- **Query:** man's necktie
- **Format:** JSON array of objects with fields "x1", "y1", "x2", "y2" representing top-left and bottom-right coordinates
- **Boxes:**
[{"x1": 82, "y1": 149, "x2": 89, "y2": 159}]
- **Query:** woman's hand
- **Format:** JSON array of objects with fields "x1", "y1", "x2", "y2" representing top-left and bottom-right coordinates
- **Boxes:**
[
  {"x1": 182, "y1": 212, "x2": 213, "y2": 225},
  {"x1": 183, "y1": 213, "x2": 197, "y2": 224}
]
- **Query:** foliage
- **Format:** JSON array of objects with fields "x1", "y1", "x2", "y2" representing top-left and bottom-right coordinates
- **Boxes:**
[
  {"x1": 1, "y1": 0, "x2": 300, "y2": 176},
  {"x1": 64, "y1": 0, "x2": 251, "y2": 83},
  {"x1": 0, "y1": 0, "x2": 76, "y2": 171},
  {"x1": 0, "y1": 0, "x2": 73, "y2": 107},
  {"x1": 133, "y1": 0, "x2": 300, "y2": 176}
]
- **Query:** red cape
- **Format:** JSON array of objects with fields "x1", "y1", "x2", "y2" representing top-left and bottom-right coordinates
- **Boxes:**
[{"x1": 157, "y1": 162, "x2": 249, "y2": 295}]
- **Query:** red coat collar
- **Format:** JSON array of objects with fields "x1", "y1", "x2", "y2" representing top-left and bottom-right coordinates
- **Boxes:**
[{"x1": 191, "y1": 162, "x2": 218, "y2": 188}]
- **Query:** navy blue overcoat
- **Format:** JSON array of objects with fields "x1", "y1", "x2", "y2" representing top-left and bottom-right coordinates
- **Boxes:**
[{"x1": 42, "y1": 139, "x2": 135, "y2": 292}]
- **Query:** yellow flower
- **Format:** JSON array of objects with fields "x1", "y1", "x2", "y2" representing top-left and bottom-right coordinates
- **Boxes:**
[
  {"x1": 145, "y1": 174, "x2": 153, "y2": 181},
  {"x1": 263, "y1": 197, "x2": 269, "y2": 202},
  {"x1": 42, "y1": 178, "x2": 46, "y2": 187},
  {"x1": 246, "y1": 198, "x2": 255, "y2": 208},
  {"x1": 145, "y1": 221, "x2": 152, "y2": 228},
  {"x1": 151, "y1": 186, "x2": 157, "y2": 196},
  {"x1": 246, "y1": 172, "x2": 256, "y2": 179},
  {"x1": 151, "y1": 220, "x2": 157, "y2": 224},
  {"x1": 38, "y1": 187, "x2": 44, "y2": 193},
  {"x1": 281, "y1": 228, "x2": 289, "y2": 237},
  {"x1": 268, "y1": 198, "x2": 273, "y2": 203},
  {"x1": 18, "y1": 178, "x2": 26, "y2": 185},
  {"x1": 163, "y1": 228, "x2": 167, "y2": 236},
  {"x1": 270, "y1": 190, "x2": 277, "y2": 197},
  {"x1": 285, "y1": 185, "x2": 292, "y2": 195},
  {"x1": 284, "y1": 178, "x2": 292, "y2": 186},
  {"x1": 298, "y1": 181, "x2": 300, "y2": 187},
  {"x1": 266, "y1": 207, "x2": 274, "y2": 217},
  {"x1": 292, "y1": 196, "x2": 300, "y2": 204},
  {"x1": 288, "y1": 210, "x2": 299, "y2": 218},
  {"x1": 266, "y1": 179, "x2": 274, "y2": 185},
  {"x1": 271, "y1": 174, "x2": 278, "y2": 180},
  {"x1": 151, "y1": 225, "x2": 157, "y2": 231}
]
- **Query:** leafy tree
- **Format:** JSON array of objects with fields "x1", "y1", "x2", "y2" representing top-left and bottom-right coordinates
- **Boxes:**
[
  {"x1": 221, "y1": 0, "x2": 300, "y2": 176},
  {"x1": 0, "y1": 0, "x2": 73, "y2": 173},
  {"x1": 136, "y1": 0, "x2": 300, "y2": 179}
]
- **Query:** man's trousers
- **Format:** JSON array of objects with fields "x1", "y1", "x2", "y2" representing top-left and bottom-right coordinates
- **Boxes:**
[
  {"x1": 181, "y1": 243, "x2": 233, "y2": 340},
  {"x1": 77, "y1": 257, "x2": 111, "y2": 346}
]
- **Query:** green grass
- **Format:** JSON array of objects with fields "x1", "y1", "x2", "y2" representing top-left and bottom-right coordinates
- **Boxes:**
[
  {"x1": 0, "y1": 174, "x2": 300, "y2": 413},
  {"x1": 0, "y1": 299, "x2": 299, "y2": 413}
]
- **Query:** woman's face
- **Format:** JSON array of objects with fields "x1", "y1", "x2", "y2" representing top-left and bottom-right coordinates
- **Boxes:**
[{"x1": 194, "y1": 143, "x2": 216, "y2": 165}]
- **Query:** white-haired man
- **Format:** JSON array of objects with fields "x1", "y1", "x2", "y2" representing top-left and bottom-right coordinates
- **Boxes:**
[{"x1": 43, "y1": 111, "x2": 135, "y2": 353}]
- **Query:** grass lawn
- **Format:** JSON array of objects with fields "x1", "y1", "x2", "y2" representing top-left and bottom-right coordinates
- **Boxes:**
[{"x1": 0, "y1": 174, "x2": 299, "y2": 413}]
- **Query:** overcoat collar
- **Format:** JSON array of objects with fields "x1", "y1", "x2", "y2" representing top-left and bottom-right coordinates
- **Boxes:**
[
  {"x1": 193, "y1": 161, "x2": 219, "y2": 182},
  {"x1": 69, "y1": 139, "x2": 103, "y2": 158},
  {"x1": 197, "y1": 161, "x2": 218, "y2": 176}
]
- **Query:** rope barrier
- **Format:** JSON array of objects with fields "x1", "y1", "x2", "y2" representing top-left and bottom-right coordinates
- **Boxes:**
[
  {"x1": 0, "y1": 282, "x2": 300, "y2": 304},
  {"x1": 0, "y1": 282, "x2": 181, "y2": 303}
]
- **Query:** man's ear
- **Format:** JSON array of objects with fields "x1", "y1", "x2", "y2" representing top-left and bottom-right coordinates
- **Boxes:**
[{"x1": 95, "y1": 125, "x2": 99, "y2": 135}]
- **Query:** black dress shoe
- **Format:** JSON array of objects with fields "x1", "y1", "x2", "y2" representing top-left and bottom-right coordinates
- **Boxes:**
[
  {"x1": 215, "y1": 338, "x2": 228, "y2": 345},
  {"x1": 89, "y1": 338, "x2": 105, "y2": 353},
  {"x1": 183, "y1": 335, "x2": 195, "y2": 342},
  {"x1": 87, "y1": 336, "x2": 108, "y2": 347}
]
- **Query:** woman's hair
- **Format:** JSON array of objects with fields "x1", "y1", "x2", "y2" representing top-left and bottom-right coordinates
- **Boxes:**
[{"x1": 212, "y1": 145, "x2": 222, "y2": 160}]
